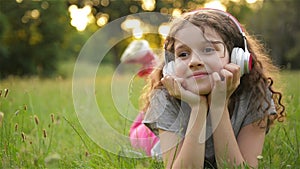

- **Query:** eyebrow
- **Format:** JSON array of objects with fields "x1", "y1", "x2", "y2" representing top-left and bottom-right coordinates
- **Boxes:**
[
  {"x1": 174, "y1": 44, "x2": 189, "y2": 51},
  {"x1": 174, "y1": 40, "x2": 223, "y2": 50}
]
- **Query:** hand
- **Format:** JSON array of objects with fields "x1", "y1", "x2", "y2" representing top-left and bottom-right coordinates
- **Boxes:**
[
  {"x1": 222, "y1": 63, "x2": 241, "y2": 100},
  {"x1": 161, "y1": 75, "x2": 207, "y2": 107},
  {"x1": 210, "y1": 63, "x2": 240, "y2": 106}
]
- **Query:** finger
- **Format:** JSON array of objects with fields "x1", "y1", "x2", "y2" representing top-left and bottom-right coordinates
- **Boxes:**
[
  {"x1": 161, "y1": 76, "x2": 175, "y2": 94},
  {"x1": 161, "y1": 76, "x2": 170, "y2": 88},
  {"x1": 212, "y1": 72, "x2": 225, "y2": 90},
  {"x1": 220, "y1": 69, "x2": 233, "y2": 85},
  {"x1": 174, "y1": 78, "x2": 201, "y2": 103},
  {"x1": 211, "y1": 72, "x2": 226, "y2": 105},
  {"x1": 223, "y1": 68, "x2": 240, "y2": 88},
  {"x1": 212, "y1": 72, "x2": 221, "y2": 82},
  {"x1": 224, "y1": 63, "x2": 240, "y2": 78},
  {"x1": 173, "y1": 78, "x2": 184, "y2": 97},
  {"x1": 163, "y1": 76, "x2": 184, "y2": 98}
]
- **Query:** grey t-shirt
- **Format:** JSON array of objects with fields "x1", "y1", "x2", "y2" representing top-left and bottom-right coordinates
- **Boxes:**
[{"x1": 143, "y1": 88, "x2": 276, "y2": 167}]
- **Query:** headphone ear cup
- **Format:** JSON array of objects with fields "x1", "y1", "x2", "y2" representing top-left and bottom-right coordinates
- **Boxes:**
[
  {"x1": 243, "y1": 50, "x2": 252, "y2": 74},
  {"x1": 231, "y1": 47, "x2": 245, "y2": 76},
  {"x1": 163, "y1": 61, "x2": 175, "y2": 77},
  {"x1": 231, "y1": 48, "x2": 253, "y2": 76}
]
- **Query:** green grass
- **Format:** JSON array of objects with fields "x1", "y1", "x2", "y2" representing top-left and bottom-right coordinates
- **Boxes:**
[
  {"x1": 258, "y1": 71, "x2": 300, "y2": 168},
  {"x1": 0, "y1": 64, "x2": 299, "y2": 168}
]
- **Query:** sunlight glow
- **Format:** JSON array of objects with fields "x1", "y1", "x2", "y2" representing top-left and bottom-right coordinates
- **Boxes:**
[
  {"x1": 158, "y1": 23, "x2": 170, "y2": 39},
  {"x1": 69, "y1": 5, "x2": 93, "y2": 31},
  {"x1": 133, "y1": 27, "x2": 143, "y2": 39},
  {"x1": 141, "y1": 0, "x2": 156, "y2": 11},
  {"x1": 16, "y1": 0, "x2": 23, "y2": 3},
  {"x1": 121, "y1": 18, "x2": 144, "y2": 39},
  {"x1": 101, "y1": 0, "x2": 110, "y2": 7},
  {"x1": 41, "y1": 1, "x2": 49, "y2": 9},
  {"x1": 121, "y1": 19, "x2": 141, "y2": 30},
  {"x1": 31, "y1": 9, "x2": 40, "y2": 19},
  {"x1": 204, "y1": 0, "x2": 227, "y2": 11},
  {"x1": 246, "y1": 0, "x2": 258, "y2": 4},
  {"x1": 96, "y1": 14, "x2": 109, "y2": 27},
  {"x1": 172, "y1": 8, "x2": 182, "y2": 18}
]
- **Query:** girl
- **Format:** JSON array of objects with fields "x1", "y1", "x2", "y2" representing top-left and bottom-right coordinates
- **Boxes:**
[{"x1": 141, "y1": 9, "x2": 285, "y2": 168}]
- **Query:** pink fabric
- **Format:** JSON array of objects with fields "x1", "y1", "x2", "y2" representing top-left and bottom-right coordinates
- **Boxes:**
[
  {"x1": 137, "y1": 67, "x2": 153, "y2": 77},
  {"x1": 124, "y1": 51, "x2": 156, "y2": 78},
  {"x1": 129, "y1": 112, "x2": 159, "y2": 156}
]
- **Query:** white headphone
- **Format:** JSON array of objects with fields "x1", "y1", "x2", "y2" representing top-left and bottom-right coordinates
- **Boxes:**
[
  {"x1": 219, "y1": 8, "x2": 252, "y2": 76},
  {"x1": 163, "y1": 8, "x2": 253, "y2": 77}
]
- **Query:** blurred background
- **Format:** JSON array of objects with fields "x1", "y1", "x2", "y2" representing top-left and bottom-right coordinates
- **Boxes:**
[{"x1": 0, "y1": 0, "x2": 299, "y2": 79}]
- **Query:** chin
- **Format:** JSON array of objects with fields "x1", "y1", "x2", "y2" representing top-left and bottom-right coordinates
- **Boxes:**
[
  {"x1": 186, "y1": 86, "x2": 211, "y2": 96},
  {"x1": 183, "y1": 79, "x2": 212, "y2": 96}
]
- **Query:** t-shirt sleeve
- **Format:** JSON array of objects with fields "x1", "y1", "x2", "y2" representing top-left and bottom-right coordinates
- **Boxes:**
[
  {"x1": 142, "y1": 88, "x2": 190, "y2": 138},
  {"x1": 242, "y1": 89, "x2": 277, "y2": 128}
]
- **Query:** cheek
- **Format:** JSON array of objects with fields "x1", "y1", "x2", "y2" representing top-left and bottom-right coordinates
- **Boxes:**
[
  {"x1": 174, "y1": 60, "x2": 189, "y2": 77},
  {"x1": 221, "y1": 57, "x2": 230, "y2": 66},
  {"x1": 204, "y1": 55, "x2": 230, "y2": 72},
  {"x1": 222, "y1": 50, "x2": 230, "y2": 65}
]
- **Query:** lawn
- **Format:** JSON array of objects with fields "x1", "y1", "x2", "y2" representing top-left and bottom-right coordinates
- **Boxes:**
[{"x1": 0, "y1": 63, "x2": 299, "y2": 168}]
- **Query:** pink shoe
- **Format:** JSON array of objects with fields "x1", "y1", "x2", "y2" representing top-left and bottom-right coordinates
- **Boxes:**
[{"x1": 129, "y1": 112, "x2": 159, "y2": 156}]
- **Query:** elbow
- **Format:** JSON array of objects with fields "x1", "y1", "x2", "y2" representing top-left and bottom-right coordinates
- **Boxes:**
[{"x1": 168, "y1": 159, "x2": 204, "y2": 169}]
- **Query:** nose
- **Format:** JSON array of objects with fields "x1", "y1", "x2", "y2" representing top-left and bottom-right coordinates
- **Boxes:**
[{"x1": 188, "y1": 52, "x2": 204, "y2": 69}]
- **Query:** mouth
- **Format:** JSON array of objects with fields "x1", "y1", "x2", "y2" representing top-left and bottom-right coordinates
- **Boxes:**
[{"x1": 188, "y1": 71, "x2": 209, "y2": 79}]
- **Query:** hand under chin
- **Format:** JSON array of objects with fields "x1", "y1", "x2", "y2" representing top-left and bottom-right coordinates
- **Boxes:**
[{"x1": 182, "y1": 79, "x2": 212, "y2": 96}]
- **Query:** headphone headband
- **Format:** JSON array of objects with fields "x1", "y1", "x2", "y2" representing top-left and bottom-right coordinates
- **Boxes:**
[
  {"x1": 194, "y1": 8, "x2": 245, "y2": 36},
  {"x1": 194, "y1": 8, "x2": 248, "y2": 53}
]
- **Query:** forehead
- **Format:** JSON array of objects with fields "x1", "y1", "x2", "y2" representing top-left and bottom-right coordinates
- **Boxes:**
[{"x1": 174, "y1": 24, "x2": 222, "y2": 49}]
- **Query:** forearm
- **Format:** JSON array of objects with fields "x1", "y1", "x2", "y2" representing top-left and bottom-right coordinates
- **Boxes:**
[
  {"x1": 172, "y1": 105, "x2": 207, "y2": 169},
  {"x1": 210, "y1": 106, "x2": 245, "y2": 168}
]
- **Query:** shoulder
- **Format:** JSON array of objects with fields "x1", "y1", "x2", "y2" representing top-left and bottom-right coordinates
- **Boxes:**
[
  {"x1": 145, "y1": 88, "x2": 182, "y2": 118},
  {"x1": 150, "y1": 88, "x2": 170, "y2": 100},
  {"x1": 232, "y1": 88, "x2": 275, "y2": 131},
  {"x1": 143, "y1": 88, "x2": 190, "y2": 137}
]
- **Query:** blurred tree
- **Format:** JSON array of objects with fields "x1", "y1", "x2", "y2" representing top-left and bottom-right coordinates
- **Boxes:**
[
  {"x1": 0, "y1": 0, "x2": 73, "y2": 78},
  {"x1": 246, "y1": 0, "x2": 300, "y2": 69},
  {"x1": 67, "y1": 0, "x2": 252, "y2": 68},
  {"x1": 0, "y1": 0, "x2": 263, "y2": 78}
]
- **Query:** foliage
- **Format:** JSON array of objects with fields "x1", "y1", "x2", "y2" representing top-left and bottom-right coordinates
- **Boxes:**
[
  {"x1": 67, "y1": 0, "x2": 254, "y2": 69},
  {"x1": 0, "y1": 0, "x2": 74, "y2": 78},
  {"x1": 246, "y1": 0, "x2": 300, "y2": 69},
  {"x1": 1, "y1": 0, "x2": 299, "y2": 79}
]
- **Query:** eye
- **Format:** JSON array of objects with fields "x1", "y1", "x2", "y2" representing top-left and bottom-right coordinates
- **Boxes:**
[
  {"x1": 203, "y1": 47, "x2": 216, "y2": 54},
  {"x1": 177, "y1": 51, "x2": 189, "y2": 57}
]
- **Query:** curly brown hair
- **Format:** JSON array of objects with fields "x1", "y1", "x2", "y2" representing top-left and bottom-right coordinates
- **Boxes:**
[{"x1": 140, "y1": 9, "x2": 285, "y2": 126}]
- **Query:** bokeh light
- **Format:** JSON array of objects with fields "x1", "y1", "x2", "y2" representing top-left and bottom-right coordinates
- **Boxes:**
[
  {"x1": 121, "y1": 17, "x2": 144, "y2": 39},
  {"x1": 204, "y1": 0, "x2": 227, "y2": 11},
  {"x1": 132, "y1": 27, "x2": 143, "y2": 39},
  {"x1": 96, "y1": 14, "x2": 109, "y2": 27},
  {"x1": 246, "y1": 0, "x2": 258, "y2": 4},
  {"x1": 141, "y1": 0, "x2": 156, "y2": 11},
  {"x1": 69, "y1": 5, "x2": 94, "y2": 31},
  {"x1": 172, "y1": 8, "x2": 182, "y2": 17},
  {"x1": 121, "y1": 18, "x2": 141, "y2": 30},
  {"x1": 31, "y1": 9, "x2": 40, "y2": 19},
  {"x1": 158, "y1": 23, "x2": 170, "y2": 39}
]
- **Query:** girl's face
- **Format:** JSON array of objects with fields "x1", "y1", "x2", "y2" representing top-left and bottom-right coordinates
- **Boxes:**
[{"x1": 173, "y1": 25, "x2": 229, "y2": 95}]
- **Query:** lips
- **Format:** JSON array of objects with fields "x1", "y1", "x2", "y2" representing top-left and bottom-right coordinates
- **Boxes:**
[{"x1": 188, "y1": 71, "x2": 209, "y2": 79}]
